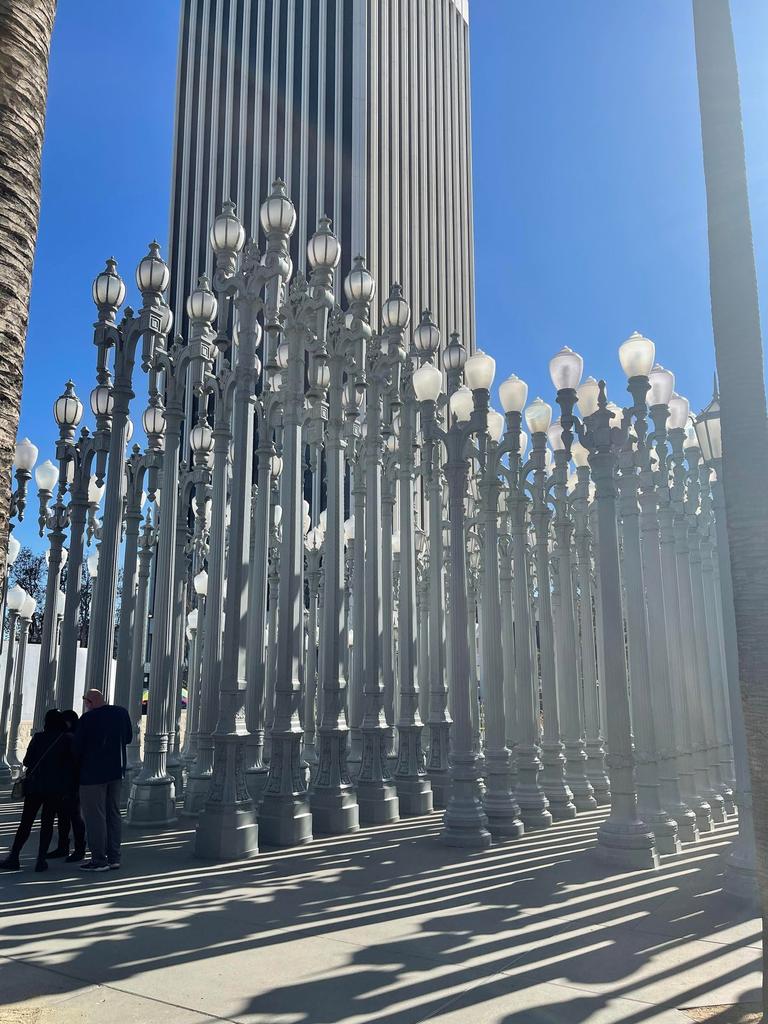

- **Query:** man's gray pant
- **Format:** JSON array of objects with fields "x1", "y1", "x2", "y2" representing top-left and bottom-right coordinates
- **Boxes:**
[{"x1": 80, "y1": 780, "x2": 122, "y2": 866}]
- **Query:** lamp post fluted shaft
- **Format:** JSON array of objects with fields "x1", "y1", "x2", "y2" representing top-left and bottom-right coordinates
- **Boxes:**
[{"x1": 425, "y1": 437, "x2": 451, "y2": 805}]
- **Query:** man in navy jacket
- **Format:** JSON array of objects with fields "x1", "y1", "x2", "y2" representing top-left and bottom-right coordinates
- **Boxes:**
[{"x1": 74, "y1": 689, "x2": 132, "y2": 872}]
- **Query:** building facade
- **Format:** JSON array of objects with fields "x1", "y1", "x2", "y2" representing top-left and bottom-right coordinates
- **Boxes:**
[{"x1": 167, "y1": 0, "x2": 475, "y2": 351}]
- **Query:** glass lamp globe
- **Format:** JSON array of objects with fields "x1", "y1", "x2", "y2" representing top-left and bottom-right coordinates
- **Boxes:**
[
  {"x1": 391, "y1": 531, "x2": 401, "y2": 556},
  {"x1": 186, "y1": 276, "x2": 218, "y2": 322},
  {"x1": 160, "y1": 303, "x2": 174, "y2": 336},
  {"x1": 499, "y1": 373, "x2": 528, "y2": 414},
  {"x1": 694, "y1": 391, "x2": 722, "y2": 464},
  {"x1": 524, "y1": 397, "x2": 553, "y2": 435},
  {"x1": 648, "y1": 364, "x2": 675, "y2": 407},
  {"x1": 14, "y1": 437, "x2": 38, "y2": 472},
  {"x1": 87, "y1": 551, "x2": 99, "y2": 578},
  {"x1": 683, "y1": 420, "x2": 699, "y2": 450},
  {"x1": 667, "y1": 393, "x2": 690, "y2": 431},
  {"x1": 6, "y1": 584, "x2": 26, "y2": 612},
  {"x1": 443, "y1": 332, "x2": 467, "y2": 372},
  {"x1": 194, "y1": 569, "x2": 209, "y2": 596},
  {"x1": 88, "y1": 475, "x2": 105, "y2": 506},
  {"x1": 92, "y1": 257, "x2": 126, "y2": 309},
  {"x1": 464, "y1": 349, "x2": 495, "y2": 392},
  {"x1": 571, "y1": 440, "x2": 590, "y2": 467},
  {"x1": 413, "y1": 309, "x2": 440, "y2": 355},
  {"x1": 519, "y1": 430, "x2": 529, "y2": 458},
  {"x1": 412, "y1": 362, "x2": 443, "y2": 403},
  {"x1": 189, "y1": 420, "x2": 214, "y2": 454},
  {"x1": 307, "y1": 216, "x2": 341, "y2": 270},
  {"x1": 487, "y1": 409, "x2": 505, "y2": 443},
  {"x1": 35, "y1": 459, "x2": 59, "y2": 493},
  {"x1": 56, "y1": 589, "x2": 66, "y2": 616},
  {"x1": 310, "y1": 359, "x2": 331, "y2": 391},
  {"x1": 142, "y1": 401, "x2": 166, "y2": 438},
  {"x1": 270, "y1": 454, "x2": 283, "y2": 478},
  {"x1": 136, "y1": 241, "x2": 170, "y2": 294},
  {"x1": 576, "y1": 377, "x2": 600, "y2": 418},
  {"x1": 547, "y1": 419, "x2": 566, "y2": 452},
  {"x1": 7, "y1": 533, "x2": 21, "y2": 566},
  {"x1": 21, "y1": 594, "x2": 36, "y2": 620},
  {"x1": 606, "y1": 402, "x2": 623, "y2": 424},
  {"x1": 549, "y1": 346, "x2": 584, "y2": 391},
  {"x1": 276, "y1": 341, "x2": 290, "y2": 369},
  {"x1": 210, "y1": 199, "x2": 246, "y2": 254},
  {"x1": 449, "y1": 385, "x2": 474, "y2": 423},
  {"x1": 53, "y1": 381, "x2": 83, "y2": 429},
  {"x1": 187, "y1": 608, "x2": 199, "y2": 632},
  {"x1": 618, "y1": 331, "x2": 656, "y2": 379},
  {"x1": 260, "y1": 179, "x2": 297, "y2": 236},
  {"x1": 343, "y1": 255, "x2": 376, "y2": 304},
  {"x1": 273, "y1": 503, "x2": 283, "y2": 528},
  {"x1": 90, "y1": 384, "x2": 114, "y2": 418},
  {"x1": 344, "y1": 518, "x2": 355, "y2": 543},
  {"x1": 125, "y1": 418, "x2": 134, "y2": 445},
  {"x1": 381, "y1": 284, "x2": 411, "y2": 331}
]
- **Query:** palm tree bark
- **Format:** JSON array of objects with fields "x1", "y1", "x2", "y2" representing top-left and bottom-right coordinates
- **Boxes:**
[
  {"x1": 693, "y1": 0, "x2": 767, "y2": 1003},
  {"x1": 0, "y1": 0, "x2": 58, "y2": 586}
]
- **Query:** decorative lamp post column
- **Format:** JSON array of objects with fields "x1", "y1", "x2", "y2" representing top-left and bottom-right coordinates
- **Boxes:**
[
  {"x1": 129, "y1": 274, "x2": 216, "y2": 826},
  {"x1": 31, "y1": 460, "x2": 65, "y2": 729},
  {"x1": 355, "y1": 283, "x2": 406, "y2": 827},
  {"x1": 183, "y1": 566, "x2": 208, "y2": 772},
  {"x1": 476, "y1": 399, "x2": 524, "y2": 838},
  {"x1": 497, "y1": 375, "x2": 551, "y2": 829},
  {"x1": 694, "y1": 387, "x2": 758, "y2": 897},
  {"x1": 609, "y1": 336, "x2": 680, "y2": 854},
  {"x1": 8, "y1": 594, "x2": 36, "y2": 770},
  {"x1": 667, "y1": 407, "x2": 716, "y2": 832},
  {"x1": 0, "y1": 586, "x2": 26, "y2": 782},
  {"x1": 86, "y1": 247, "x2": 170, "y2": 698},
  {"x1": 682, "y1": 431, "x2": 726, "y2": 823},
  {"x1": 415, "y1": 352, "x2": 493, "y2": 848},
  {"x1": 113, "y1": 444, "x2": 158, "y2": 709},
  {"x1": 197, "y1": 190, "x2": 293, "y2": 858},
  {"x1": 126, "y1": 510, "x2": 157, "y2": 776},
  {"x1": 392, "y1": 299, "x2": 434, "y2": 817},
  {"x1": 309, "y1": 246, "x2": 367, "y2": 834},
  {"x1": 563, "y1": 376, "x2": 659, "y2": 869},
  {"x1": 348, "y1": 435, "x2": 366, "y2": 770},
  {"x1": 381, "y1": 430, "x2": 397, "y2": 760},
  {"x1": 550, "y1": 352, "x2": 602, "y2": 813},
  {"x1": 525, "y1": 396, "x2": 576, "y2": 820},
  {"x1": 570, "y1": 433, "x2": 611, "y2": 805},
  {"x1": 260, "y1": 205, "x2": 334, "y2": 848}
]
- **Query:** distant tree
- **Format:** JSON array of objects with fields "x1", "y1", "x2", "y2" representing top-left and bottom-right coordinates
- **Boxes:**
[{"x1": 7, "y1": 544, "x2": 46, "y2": 640}]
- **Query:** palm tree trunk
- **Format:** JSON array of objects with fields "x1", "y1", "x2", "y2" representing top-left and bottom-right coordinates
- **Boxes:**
[
  {"x1": 0, "y1": 0, "x2": 58, "y2": 584},
  {"x1": 693, "y1": 0, "x2": 768, "y2": 1000}
]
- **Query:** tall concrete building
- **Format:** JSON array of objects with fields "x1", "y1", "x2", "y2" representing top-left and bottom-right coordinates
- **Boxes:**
[{"x1": 167, "y1": 0, "x2": 476, "y2": 349}]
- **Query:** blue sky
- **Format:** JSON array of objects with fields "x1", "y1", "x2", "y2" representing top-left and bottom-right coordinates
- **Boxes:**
[{"x1": 15, "y1": 0, "x2": 768, "y2": 550}]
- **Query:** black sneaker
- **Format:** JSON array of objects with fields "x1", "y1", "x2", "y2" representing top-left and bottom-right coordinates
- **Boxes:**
[
  {"x1": 46, "y1": 847, "x2": 69, "y2": 860},
  {"x1": 79, "y1": 860, "x2": 109, "y2": 873},
  {"x1": 66, "y1": 850, "x2": 86, "y2": 864},
  {"x1": 0, "y1": 856, "x2": 20, "y2": 871}
]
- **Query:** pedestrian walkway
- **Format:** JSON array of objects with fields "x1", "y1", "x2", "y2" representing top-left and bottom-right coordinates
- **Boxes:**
[{"x1": 0, "y1": 803, "x2": 760, "y2": 1023}]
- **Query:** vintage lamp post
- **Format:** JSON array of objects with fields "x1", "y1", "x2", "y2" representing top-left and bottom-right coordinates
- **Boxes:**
[
  {"x1": 557, "y1": 353, "x2": 659, "y2": 870},
  {"x1": 414, "y1": 346, "x2": 496, "y2": 848}
]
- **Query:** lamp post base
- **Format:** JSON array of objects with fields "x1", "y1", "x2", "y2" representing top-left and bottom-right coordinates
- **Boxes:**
[
  {"x1": 596, "y1": 817, "x2": 660, "y2": 871},
  {"x1": 724, "y1": 838, "x2": 759, "y2": 904},
  {"x1": 126, "y1": 776, "x2": 177, "y2": 826},
  {"x1": 259, "y1": 794, "x2": 314, "y2": 845},
  {"x1": 427, "y1": 768, "x2": 450, "y2": 809},
  {"x1": 693, "y1": 797, "x2": 714, "y2": 833},
  {"x1": 443, "y1": 752, "x2": 492, "y2": 848},
  {"x1": 181, "y1": 770, "x2": 212, "y2": 817},
  {"x1": 645, "y1": 811, "x2": 682, "y2": 856},
  {"x1": 357, "y1": 781, "x2": 400, "y2": 824},
  {"x1": 394, "y1": 776, "x2": 434, "y2": 817},
  {"x1": 245, "y1": 766, "x2": 270, "y2": 802},
  {"x1": 670, "y1": 804, "x2": 699, "y2": 844},
  {"x1": 195, "y1": 805, "x2": 259, "y2": 860},
  {"x1": 310, "y1": 789, "x2": 360, "y2": 835}
]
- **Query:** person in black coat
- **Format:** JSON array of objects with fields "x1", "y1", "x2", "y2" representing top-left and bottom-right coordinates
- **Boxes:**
[
  {"x1": 0, "y1": 709, "x2": 77, "y2": 872},
  {"x1": 74, "y1": 689, "x2": 132, "y2": 872},
  {"x1": 46, "y1": 709, "x2": 87, "y2": 863}
]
